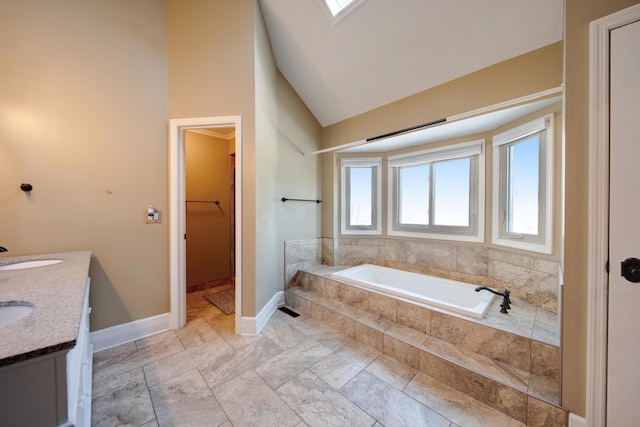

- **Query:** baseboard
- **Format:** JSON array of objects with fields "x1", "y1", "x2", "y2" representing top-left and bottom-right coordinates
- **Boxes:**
[
  {"x1": 236, "y1": 291, "x2": 284, "y2": 336},
  {"x1": 568, "y1": 413, "x2": 587, "y2": 427},
  {"x1": 91, "y1": 313, "x2": 171, "y2": 353}
]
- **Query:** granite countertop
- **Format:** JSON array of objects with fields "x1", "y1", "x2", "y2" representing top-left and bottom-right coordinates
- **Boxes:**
[{"x1": 0, "y1": 251, "x2": 91, "y2": 367}]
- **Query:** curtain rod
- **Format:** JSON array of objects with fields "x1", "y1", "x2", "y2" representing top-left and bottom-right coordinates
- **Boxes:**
[{"x1": 304, "y1": 86, "x2": 563, "y2": 156}]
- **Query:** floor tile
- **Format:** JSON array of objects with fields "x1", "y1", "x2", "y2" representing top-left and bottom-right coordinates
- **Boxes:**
[
  {"x1": 199, "y1": 335, "x2": 283, "y2": 389},
  {"x1": 309, "y1": 338, "x2": 380, "y2": 389},
  {"x1": 136, "y1": 330, "x2": 177, "y2": 350},
  {"x1": 143, "y1": 337, "x2": 234, "y2": 387},
  {"x1": 92, "y1": 367, "x2": 155, "y2": 427},
  {"x1": 93, "y1": 334, "x2": 185, "y2": 384},
  {"x1": 366, "y1": 353, "x2": 417, "y2": 391},
  {"x1": 341, "y1": 370, "x2": 452, "y2": 426},
  {"x1": 277, "y1": 370, "x2": 376, "y2": 426},
  {"x1": 405, "y1": 372, "x2": 526, "y2": 427},
  {"x1": 261, "y1": 314, "x2": 312, "y2": 350},
  {"x1": 174, "y1": 316, "x2": 225, "y2": 349},
  {"x1": 255, "y1": 338, "x2": 334, "y2": 389},
  {"x1": 149, "y1": 369, "x2": 228, "y2": 427},
  {"x1": 213, "y1": 370, "x2": 301, "y2": 426}
]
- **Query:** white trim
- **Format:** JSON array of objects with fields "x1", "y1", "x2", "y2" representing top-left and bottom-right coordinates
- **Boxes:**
[
  {"x1": 169, "y1": 116, "x2": 243, "y2": 333},
  {"x1": 388, "y1": 139, "x2": 483, "y2": 166},
  {"x1": 187, "y1": 128, "x2": 235, "y2": 140},
  {"x1": 90, "y1": 313, "x2": 170, "y2": 353},
  {"x1": 235, "y1": 291, "x2": 284, "y2": 336},
  {"x1": 568, "y1": 413, "x2": 587, "y2": 427},
  {"x1": 588, "y1": 4, "x2": 640, "y2": 426},
  {"x1": 492, "y1": 115, "x2": 551, "y2": 147}
]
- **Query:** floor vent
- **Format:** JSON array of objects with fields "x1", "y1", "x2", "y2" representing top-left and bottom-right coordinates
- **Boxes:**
[{"x1": 278, "y1": 306, "x2": 300, "y2": 317}]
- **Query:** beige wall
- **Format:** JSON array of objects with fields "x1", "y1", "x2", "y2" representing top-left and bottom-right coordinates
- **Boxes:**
[
  {"x1": 254, "y1": 2, "x2": 280, "y2": 312},
  {"x1": 275, "y1": 72, "x2": 323, "y2": 289},
  {"x1": 185, "y1": 131, "x2": 232, "y2": 286},
  {"x1": 562, "y1": 0, "x2": 640, "y2": 417},
  {"x1": 254, "y1": 3, "x2": 323, "y2": 310},
  {"x1": 0, "y1": 0, "x2": 169, "y2": 330},
  {"x1": 168, "y1": 0, "x2": 258, "y2": 314}
]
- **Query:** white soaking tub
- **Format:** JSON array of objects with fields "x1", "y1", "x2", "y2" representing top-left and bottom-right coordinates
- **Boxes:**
[{"x1": 331, "y1": 264, "x2": 495, "y2": 319}]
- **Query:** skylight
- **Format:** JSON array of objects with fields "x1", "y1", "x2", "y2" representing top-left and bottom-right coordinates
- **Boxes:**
[
  {"x1": 324, "y1": 0, "x2": 355, "y2": 16},
  {"x1": 322, "y1": 0, "x2": 368, "y2": 23}
]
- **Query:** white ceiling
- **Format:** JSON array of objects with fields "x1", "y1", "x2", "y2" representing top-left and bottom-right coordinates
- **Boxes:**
[{"x1": 259, "y1": 0, "x2": 564, "y2": 127}]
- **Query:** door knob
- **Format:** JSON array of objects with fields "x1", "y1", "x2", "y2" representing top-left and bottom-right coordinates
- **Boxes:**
[{"x1": 621, "y1": 258, "x2": 640, "y2": 282}]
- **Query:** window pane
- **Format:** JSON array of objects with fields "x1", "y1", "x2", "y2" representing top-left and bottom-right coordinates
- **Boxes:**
[
  {"x1": 349, "y1": 167, "x2": 372, "y2": 226},
  {"x1": 399, "y1": 164, "x2": 429, "y2": 225},
  {"x1": 508, "y1": 135, "x2": 539, "y2": 235},
  {"x1": 433, "y1": 158, "x2": 470, "y2": 226}
]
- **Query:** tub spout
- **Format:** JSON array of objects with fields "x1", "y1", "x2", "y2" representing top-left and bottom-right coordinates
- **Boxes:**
[{"x1": 475, "y1": 286, "x2": 511, "y2": 314}]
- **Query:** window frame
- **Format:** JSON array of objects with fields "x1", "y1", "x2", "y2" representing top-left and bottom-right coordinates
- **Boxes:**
[
  {"x1": 387, "y1": 140, "x2": 485, "y2": 242},
  {"x1": 340, "y1": 157, "x2": 382, "y2": 235},
  {"x1": 492, "y1": 114, "x2": 554, "y2": 254},
  {"x1": 320, "y1": 0, "x2": 369, "y2": 25}
]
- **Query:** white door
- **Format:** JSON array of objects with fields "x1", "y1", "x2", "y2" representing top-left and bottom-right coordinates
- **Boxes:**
[{"x1": 608, "y1": 18, "x2": 640, "y2": 426}]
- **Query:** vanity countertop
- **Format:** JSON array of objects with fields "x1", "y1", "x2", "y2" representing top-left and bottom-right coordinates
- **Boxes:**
[{"x1": 0, "y1": 251, "x2": 91, "y2": 367}]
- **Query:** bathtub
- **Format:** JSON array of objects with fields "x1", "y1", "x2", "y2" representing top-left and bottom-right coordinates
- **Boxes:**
[{"x1": 331, "y1": 264, "x2": 495, "y2": 319}]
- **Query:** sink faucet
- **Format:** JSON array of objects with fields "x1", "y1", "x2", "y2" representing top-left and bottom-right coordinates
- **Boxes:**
[
  {"x1": 475, "y1": 286, "x2": 511, "y2": 314},
  {"x1": 0, "y1": 247, "x2": 7, "y2": 252}
]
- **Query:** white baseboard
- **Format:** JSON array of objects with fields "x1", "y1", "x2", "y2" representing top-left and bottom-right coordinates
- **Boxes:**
[
  {"x1": 568, "y1": 413, "x2": 587, "y2": 427},
  {"x1": 236, "y1": 291, "x2": 284, "y2": 336},
  {"x1": 91, "y1": 313, "x2": 170, "y2": 353}
]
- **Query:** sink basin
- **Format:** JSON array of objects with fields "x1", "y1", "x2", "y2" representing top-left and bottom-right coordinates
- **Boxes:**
[
  {"x1": 0, "y1": 302, "x2": 33, "y2": 327},
  {"x1": 0, "y1": 260, "x2": 63, "y2": 270}
]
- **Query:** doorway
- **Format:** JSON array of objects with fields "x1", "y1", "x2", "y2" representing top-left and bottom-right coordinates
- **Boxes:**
[
  {"x1": 169, "y1": 116, "x2": 242, "y2": 332},
  {"x1": 184, "y1": 129, "x2": 235, "y2": 293}
]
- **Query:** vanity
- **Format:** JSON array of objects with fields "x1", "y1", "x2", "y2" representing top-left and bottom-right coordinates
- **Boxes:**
[{"x1": 0, "y1": 251, "x2": 92, "y2": 427}]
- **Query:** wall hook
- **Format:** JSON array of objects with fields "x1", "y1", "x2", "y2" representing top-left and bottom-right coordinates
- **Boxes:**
[{"x1": 20, "y1": 183, "x2": 33, "y2": 192}]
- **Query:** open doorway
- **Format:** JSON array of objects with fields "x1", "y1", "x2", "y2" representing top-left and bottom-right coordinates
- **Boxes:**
[
  {"x1": 169, "y1": 116, "x2": 242, "y2": 333},
  {"x1": 184, "y1": 128, "x2": 235, "y2": 293},
  {"x1": 183, "y1": 128, "x2": 236, "y2": 324}
]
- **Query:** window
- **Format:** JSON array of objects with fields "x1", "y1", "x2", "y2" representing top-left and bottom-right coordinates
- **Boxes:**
[
  {"x1": 492, "y1": 114, "x2": 554, "y2": 253},
  {"x1": 388, "y1": 140, "x2": 485, "y2": 242},
  {"x1": 341, "y1": 157, "x2": 382, "y2": 234}
]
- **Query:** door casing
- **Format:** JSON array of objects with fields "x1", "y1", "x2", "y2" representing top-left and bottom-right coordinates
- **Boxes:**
[
  {"x1": 169, "y1": 116, "x2": 242, "y2": 331},
  {"x1": 587, "y1": 4, "x2": 640, "y2": 425}
]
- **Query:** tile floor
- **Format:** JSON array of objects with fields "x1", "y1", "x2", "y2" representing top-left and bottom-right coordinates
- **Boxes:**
[{"x1": 91, "y1": 285, "x2": 525, "y2": 426}]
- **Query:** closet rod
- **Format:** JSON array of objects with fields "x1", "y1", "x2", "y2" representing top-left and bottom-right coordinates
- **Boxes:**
[{"x1": 186, "y1": 200, "x2": 220, "y2": 205}]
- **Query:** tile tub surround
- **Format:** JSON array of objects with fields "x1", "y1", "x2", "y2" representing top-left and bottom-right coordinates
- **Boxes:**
[
  {"x1": 284, "y1": 237, "x2": 561, "y2": 313},
  {"x1": 0, "y1": 251, "x2": 91, "y2": 366},
  {"x1": 286, "y1": 267, "x2": 566, "y2": 425}
]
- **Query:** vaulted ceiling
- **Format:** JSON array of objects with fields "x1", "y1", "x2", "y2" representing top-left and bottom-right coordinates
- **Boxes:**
[{"x1": 259, "y1": 0, "x2": 564, "y2": 127}]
